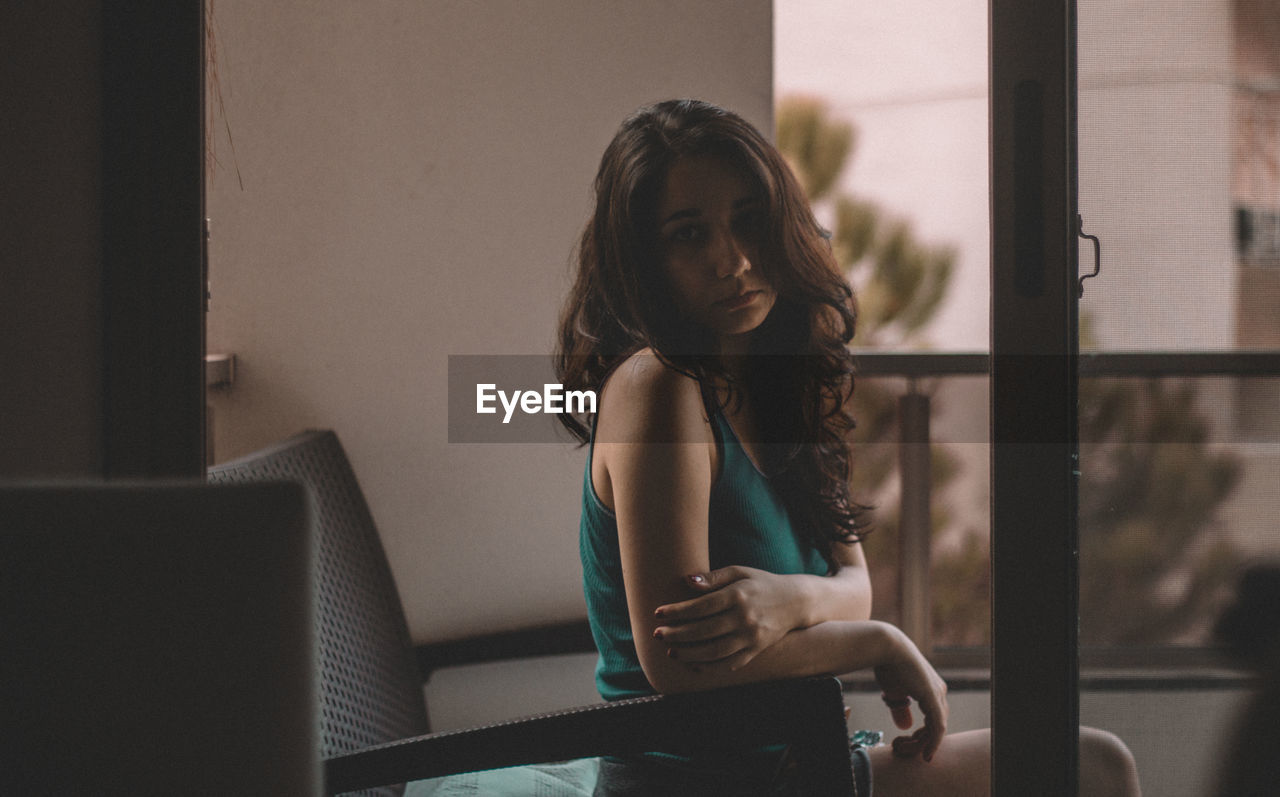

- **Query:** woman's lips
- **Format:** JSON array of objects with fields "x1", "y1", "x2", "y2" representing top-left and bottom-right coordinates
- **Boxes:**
[{"x1": 717, "y1": 290, "x2": 762, "y2": 310}]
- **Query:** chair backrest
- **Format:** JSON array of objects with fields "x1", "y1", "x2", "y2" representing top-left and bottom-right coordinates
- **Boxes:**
[{"x1": 208, "y1": 431, "x2": 430, "y2": 779}]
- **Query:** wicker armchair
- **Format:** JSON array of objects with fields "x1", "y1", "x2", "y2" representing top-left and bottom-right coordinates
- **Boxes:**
[{"x1": 209, "y1": 430, "x2": 855, "y2": 796}]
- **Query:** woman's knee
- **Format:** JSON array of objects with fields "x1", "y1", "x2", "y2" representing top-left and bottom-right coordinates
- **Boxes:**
[
  {"x1": 867, "y1": 729, "x2": 991, "y2": 797},
  {"x1": 1079, "y1": 727, "x2": 1140, "y2": 797}
]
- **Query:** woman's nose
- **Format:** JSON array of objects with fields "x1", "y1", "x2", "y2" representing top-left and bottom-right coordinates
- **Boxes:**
[{"x1": 713, "y1": 232, "x2": 752, "y2": 280}]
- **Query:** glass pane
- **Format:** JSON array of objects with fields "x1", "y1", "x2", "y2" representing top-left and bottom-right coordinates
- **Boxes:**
[
  {"x1": 1078, "y1": 1, "x2": 1280, "y2": 795},
  {"x1": 775, "y1": 0, "x2": 993, "y2": 730},
  {"x1": 848, "y1": 374, "x2": 991, "y2": 649},
  {"x1": 775, "y1": 0, "x2": 989, "y2": 353}
]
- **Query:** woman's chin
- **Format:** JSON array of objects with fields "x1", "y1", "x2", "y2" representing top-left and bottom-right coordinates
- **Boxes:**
[{"x1": 714, "y1": 308, "x2": 772, "y2": 339}]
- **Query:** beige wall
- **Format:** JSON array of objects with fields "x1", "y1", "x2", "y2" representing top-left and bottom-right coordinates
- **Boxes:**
[{"x1": 206, "y1": 0, "x2": 774, "y2": 641}]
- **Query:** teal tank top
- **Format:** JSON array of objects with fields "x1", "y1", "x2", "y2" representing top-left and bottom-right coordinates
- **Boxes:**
[{"x1": 579, "y1": 408, "x2": 830, "y2": 701}]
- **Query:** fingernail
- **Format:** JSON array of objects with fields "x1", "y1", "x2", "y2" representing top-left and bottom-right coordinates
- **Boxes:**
[
  {"x1": 652, "y1": 629, "x2": 664, "y2": 640},
  {"x1": 654, "y1": 608, "x2": 666, "y2": 618},
  {"x1": 667, "y1": 648, "x2": 677, "y2": 659},
  {"x1": 687, "y1": 574, "x2": 706, "y2": 585}
]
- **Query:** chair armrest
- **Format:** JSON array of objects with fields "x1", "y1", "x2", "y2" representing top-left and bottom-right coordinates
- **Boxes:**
[{"x1": 325, "y1": 676, "x2": 853, "y2": 795}]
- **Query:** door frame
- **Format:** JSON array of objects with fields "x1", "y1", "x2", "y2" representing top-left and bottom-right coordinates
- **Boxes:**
[
  {"x1": 990, "y1": 0, "x2": 1081, "y2": 793},
  {"x1": 101, "y1": 1, "x2": 206, "y2": 477}
]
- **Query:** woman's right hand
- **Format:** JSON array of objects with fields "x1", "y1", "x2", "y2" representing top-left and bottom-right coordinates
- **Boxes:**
[{"x1": 872, "y1": 626, "x2": 949, "y2": 762}]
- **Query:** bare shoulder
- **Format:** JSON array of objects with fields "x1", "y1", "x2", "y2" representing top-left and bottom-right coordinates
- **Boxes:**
[
  {"x1": 597, "y1": 349, "x2": 713, "y2": 446},
  {"x1": 592, "y1": 350, "x2": 713, "y2": 511}
]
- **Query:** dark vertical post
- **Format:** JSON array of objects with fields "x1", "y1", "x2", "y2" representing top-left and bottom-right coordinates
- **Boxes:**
[
  {"x1": 101, "y1": 1, "x2": 206, "y2": 477},
  {"x1": 898, "y1": 390, "x2": 932, "y2": 654},
  {"x1": 990, "y1": 0, "x2": 1080, "y2": 795}
]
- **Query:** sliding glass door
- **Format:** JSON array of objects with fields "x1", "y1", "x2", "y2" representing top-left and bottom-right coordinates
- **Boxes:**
[
  {"x1": 994, "y1": 1, "x2": 1280, "y2": 793},
  {"x1": 1074, "y1": 2, "x2": 1280, "y2": 795}
]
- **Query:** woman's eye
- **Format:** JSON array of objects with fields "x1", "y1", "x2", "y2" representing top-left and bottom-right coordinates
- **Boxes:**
[{"x1": 670, "y1": 225, "x2": 704, "y2": 244}]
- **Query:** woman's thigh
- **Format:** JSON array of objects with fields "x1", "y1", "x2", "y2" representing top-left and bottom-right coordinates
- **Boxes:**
[
  {"x1": 868, "y1": 726, "x2": 1139, "y2": 797},
  {"x1": 867, "y1": 729, "x2": 991, "y2": 797}
]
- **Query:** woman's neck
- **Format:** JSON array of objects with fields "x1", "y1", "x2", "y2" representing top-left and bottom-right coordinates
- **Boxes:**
[{"x1": 716, "y1": 332, "x2": 753, "y2": 382}]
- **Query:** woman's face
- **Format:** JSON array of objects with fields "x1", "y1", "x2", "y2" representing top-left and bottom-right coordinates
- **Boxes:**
[{"x1": 654, "y1": 155, "x2": 777, "y2": 352}]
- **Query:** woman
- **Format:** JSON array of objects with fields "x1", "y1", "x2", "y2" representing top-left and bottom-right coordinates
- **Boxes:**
[{"x1": 555, "y1": 99, "x2": 1139, "y2": 796}]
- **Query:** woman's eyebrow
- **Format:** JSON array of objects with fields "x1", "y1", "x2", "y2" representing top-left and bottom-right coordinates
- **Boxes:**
[
  {"x1": 661, "y1": 208, "x2": 701, "y2": 227},
  {"x1": 661, "y1": 197, "x2": 759, "y2": 228}
]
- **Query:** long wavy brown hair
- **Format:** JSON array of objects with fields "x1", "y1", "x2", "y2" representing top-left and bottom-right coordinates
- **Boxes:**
[{"x1": 555, "y1": 99, "x2": 867, "y2": 569}]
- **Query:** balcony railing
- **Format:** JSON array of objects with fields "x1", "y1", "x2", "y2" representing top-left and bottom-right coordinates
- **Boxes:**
[{"x1": 853, "y1": 349, "x2": 1280, "y2": 668}]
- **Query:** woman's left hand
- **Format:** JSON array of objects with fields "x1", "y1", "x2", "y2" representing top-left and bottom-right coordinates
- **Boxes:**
[{"x1": 652, "y1": 566, "x2": 804, "y2": 670}]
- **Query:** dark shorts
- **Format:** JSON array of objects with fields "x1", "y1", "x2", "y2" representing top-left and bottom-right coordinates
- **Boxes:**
[{"x1": 593, "y1": 745, "x2": 874, "y2": 797}]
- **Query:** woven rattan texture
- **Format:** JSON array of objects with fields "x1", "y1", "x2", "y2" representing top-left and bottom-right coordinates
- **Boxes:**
[{"x1": 209, "y1": 431, "x2": 429, "y2": 796}]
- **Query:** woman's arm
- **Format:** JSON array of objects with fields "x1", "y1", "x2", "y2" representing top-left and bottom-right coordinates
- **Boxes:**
[
  {"x1": 654, "y1": 539, "x2": 871, "y2": 649},
  {"x1": 597, "y1": 358, "x2": 947, "y2": 759},
  {"x1": 599, "y1": 357, "x2": 854, "y2": 687},
  {"x1": 673, "y1": 619, "x2": 948, "y2": 762},
  {"x1": 677, "y1": 542, "x2": 872, "y2": 627},
  {"x1": 812, "y1": 538, "x2": 873, "y2": 623},
  {"x1": 594, "y1": 356, "x2": 720, "y2": 692},
  {"x1": 645, "y1": 455, "x2": 871, "y2": 669}
]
